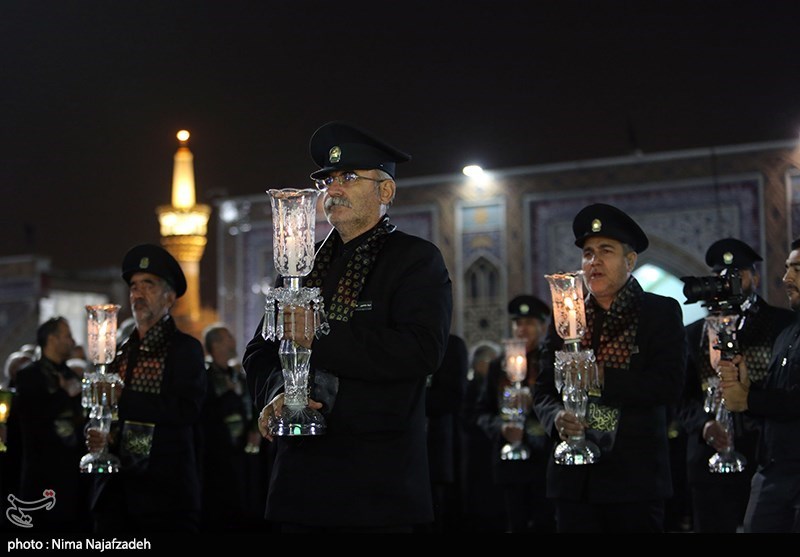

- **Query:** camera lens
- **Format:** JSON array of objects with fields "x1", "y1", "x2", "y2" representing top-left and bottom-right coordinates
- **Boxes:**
[{"x1": 681, "y1": 276, "x2": 725, "y2": 304}]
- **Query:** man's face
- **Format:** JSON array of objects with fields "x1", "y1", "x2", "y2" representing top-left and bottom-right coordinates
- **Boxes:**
[
  {"x1": 212, "y1": 329, "x2": 237, "y2": 364},
  {"x1": 50, "y1": 321, "x2": 75, "y2": 363},
  {"x1": 581, "y1": 236, "x2": 636, "y2": 305},
  {"x1": 716, "y1": 268, "x2": 759, "y2": 296},
  {"x1": 783, "y1": 249, "x2": 800, "y2": 311},
  {"x1": 129, "y1": 272, "x2": 175, "y2": 329},
  {"x1": 322, "y1": 170, "x2": 390, "y2": 239},
  {"x1": 511, "y1": 316, "x2": 545, "y2": 351}
]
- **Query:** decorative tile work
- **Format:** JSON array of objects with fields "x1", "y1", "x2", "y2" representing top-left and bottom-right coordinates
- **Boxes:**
[
  {"x1": 527, "y1": 177, "x2": 763, "y2": 301},
  {"x1": 457, "y1": 198, "x2": 507, "y2": 349}
]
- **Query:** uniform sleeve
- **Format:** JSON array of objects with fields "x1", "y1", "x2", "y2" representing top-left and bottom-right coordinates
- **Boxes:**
[
  {"x1": 475, "y1": 362, "x2": 504, "y2": 441},
  {"x1": 677, "y1": 323, "x2": 713, "y2": 439},
  {"x1": 532, "y1": 318, "x2": 565, "y2": 438},
  {"x1": 748, "y1": 386, "x2": 800, "y2": 419},
  {"x1": 242, "y1": 318, "x2": 283, "y2": 410}
]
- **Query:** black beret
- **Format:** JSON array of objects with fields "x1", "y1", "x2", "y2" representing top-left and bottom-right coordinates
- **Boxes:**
[
  {"x1": 572, "y1": 203, "x2": 649, "y2": 253},
  {"x1": 309, "y1": 121, "x2": 411, "y2": 180},
  {"x1": 507, "y1": 295, "x2": 550, "y2": 321},
  {"x1": 705, "y1": 238, "x2": 762, "y2": 273},
  {"x1": 121, "y1": 244, "x2": 187, "y2": 298}
]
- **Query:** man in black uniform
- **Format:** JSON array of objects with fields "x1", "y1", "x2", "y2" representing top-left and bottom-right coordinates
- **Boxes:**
[
  {"x1": 200, "y1": 323, "x2": 259, "y2": 531},
  {"x1": 679, "y1": 238, "x2": 793, "y2": 532},
  {"x1": 477, "y1": 294, "x2": 555, "y2": 532},
  {"x1": 88, "y1": 244, "x2": 206, "y2": 533},
  {"x1": 244, "y1": 122, "x2": 452, "y2": 531},
  {"x1": 424, "y1": 333, "x2": 467, "y2": 532},
  {"x1": 533, "y1": 203, "x2": 687, "y2": 532},
  {"x1": 720, "y1": 237, "x2": 800, "y2": 532},
  {"x1": 13, "y1": 317, "x2": 88, "y2": 532}
]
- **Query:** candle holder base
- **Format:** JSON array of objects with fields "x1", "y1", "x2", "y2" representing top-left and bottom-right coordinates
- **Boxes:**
[
  {"x1": 268, "y1": 405, "x2": 326, "y2": 437},
  {"x1": 79, "y1": 452, "x2": 121, "y2": 474},
  {"x1": 554, "y1": 437, "x2": 600, "y2": 466},
  {"x1": 708, "y1": 450, "x2": 747, "y2": 474},
  {"x1": 500, "y1": 442, "x2": 530, "y2": 461}
]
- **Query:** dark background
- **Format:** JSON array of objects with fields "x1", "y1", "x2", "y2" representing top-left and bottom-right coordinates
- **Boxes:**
[{"x1": 2, "y1": 1, "x2": 800, "y2": 305}]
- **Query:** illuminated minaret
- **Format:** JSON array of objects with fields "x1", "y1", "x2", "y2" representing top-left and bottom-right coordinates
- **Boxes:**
[{"x1": 156, "y1": 130, "x2": 211, "y2": 322}]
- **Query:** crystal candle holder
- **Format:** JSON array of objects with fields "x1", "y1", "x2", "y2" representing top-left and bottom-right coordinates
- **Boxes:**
[
  {"x1": 262, "y1": 188, "x2": 329, "y2": 437},
  {"x1": 545, "y1": 271, "x2": 600, "y2": 466},
  {"x1": 499, "y1": 338, "x2": 530, "y2": 461},
  {"x1": 80, "y1": 304, "x2": 122, "y2": 474}
]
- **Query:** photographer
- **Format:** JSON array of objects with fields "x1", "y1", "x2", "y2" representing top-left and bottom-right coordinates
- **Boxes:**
[
  {"x1": 719, "y1": 237, "x2": 800, "y2": 532},
  {"x1": 679, "y1": 238, "x2": 793, "y2": 532}
]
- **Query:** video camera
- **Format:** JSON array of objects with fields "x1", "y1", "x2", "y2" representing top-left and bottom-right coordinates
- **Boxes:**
[{"x1": 680, "y1": 268, "x2": 745, "y2": 314}]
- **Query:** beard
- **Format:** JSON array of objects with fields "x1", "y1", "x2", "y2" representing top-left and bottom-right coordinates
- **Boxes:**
[{"x1": 787, "y1": 286, "x2": 800, "y2": 311}]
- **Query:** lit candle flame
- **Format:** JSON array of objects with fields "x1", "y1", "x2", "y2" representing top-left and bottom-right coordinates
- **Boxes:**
[
  {"x1": 97, "y1": 321, "x2": 108, "y2": 363},
  {"x1": 564, "y1": 295, "x2": 578, "y2": 339}
]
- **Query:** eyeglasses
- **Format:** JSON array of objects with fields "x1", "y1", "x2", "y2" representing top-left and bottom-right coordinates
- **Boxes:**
[{"x1": 314, "y1": 172, "x2": 385, "y2": 191}]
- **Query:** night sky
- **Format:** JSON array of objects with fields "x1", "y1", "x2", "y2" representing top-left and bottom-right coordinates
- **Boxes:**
[{"x1": 2, "y1": 1, "x2": 800, "y2": 305}]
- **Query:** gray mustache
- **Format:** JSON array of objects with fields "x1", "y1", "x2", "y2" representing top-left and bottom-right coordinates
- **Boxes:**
[{"x1": 324, "y1": 196, "x2": 352, "y2": 210}]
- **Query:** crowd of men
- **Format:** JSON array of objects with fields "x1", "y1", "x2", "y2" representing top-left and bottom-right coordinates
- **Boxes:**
[{"x1": 1, "y1": 121, "x2": 799, "y2": 533}]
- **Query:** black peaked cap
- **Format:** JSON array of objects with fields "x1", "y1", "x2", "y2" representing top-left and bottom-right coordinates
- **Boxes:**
[
  {"x1": 705, "y1": 237, "x2": 762, "y2": 272},
  {"x1": 508, "y1": 295, "x2": 550, "y2": 321},
  {"x1": 572, "y1": 203, "x2": 649, "y2": 253},
  {"x1": 309, "y1": 121, "x2": 411, "y2": 180},
  {"x1": 121, "y1": 244, "x2": 187, "y2": 298}
]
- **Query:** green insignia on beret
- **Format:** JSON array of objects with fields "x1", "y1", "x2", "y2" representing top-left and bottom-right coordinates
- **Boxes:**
[
  {"x1": 329, "y1": 146, "x2": 341, "y2": 163},
  {"x1": 723, "y1": 252, "x2": 734, "y2": 265},
  {"x1": 519, "y1": 303, "x2": 530, "y2": 315},
  {"x1": 139, "y1": 257, "x2": 149, "y2": 269},
  {"x1": 591, "y1": 218, "x2": 602, "y2": 232}
]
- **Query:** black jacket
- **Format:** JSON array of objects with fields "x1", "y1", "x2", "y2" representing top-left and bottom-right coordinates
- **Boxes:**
[
  {"x1": 747, "y1": 312, "x2": 800, "y2": 464},
  {"x1": 14, "y1": 357, "x2": 87, "y2": 527},
  {"x1": 92, "y1": 324, "x2": 206, "y2": 517},
  {"x1": 244, "y1": 225, "x2": 452, "y2": 527},
  {"x1": 533, "y1": 292, "x2": 687, "y2": 502}
]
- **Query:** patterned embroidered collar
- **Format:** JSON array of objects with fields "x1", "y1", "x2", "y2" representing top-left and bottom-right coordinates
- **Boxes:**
[
  {"x1": 305, "y1": 215, "x2": 396, "y2": 322},
  {"x1": 111, "y1": 314, "x2": 176, "y2": 394},
  {"x1": 138, "y1": 314, "x2": 176, "y2": 353},
  {"x1": 582, "y1": 275, "x2": 643, "y2": 371}
]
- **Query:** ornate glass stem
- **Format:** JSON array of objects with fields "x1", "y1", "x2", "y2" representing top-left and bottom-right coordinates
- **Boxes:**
[{"x1": 553, "y1": 344, "x2": 600, "y2": 466}]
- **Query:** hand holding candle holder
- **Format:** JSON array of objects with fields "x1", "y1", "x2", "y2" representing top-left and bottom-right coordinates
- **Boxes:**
[
  {"x1": 545, "y1": 271, "x2": 601, "y2": 466},
  {"x1": 262, "y1": 188, "x2": 330, "y2": 437},
  {"x1": 499, "y1": 338, "x2": 531, "y2": 461},
  {"x1": 705, "y1": 314, "x2": 747, "y2": 474},
  {"x1": 80, "y1": 304, "x2": 123, "y2": 474}
]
